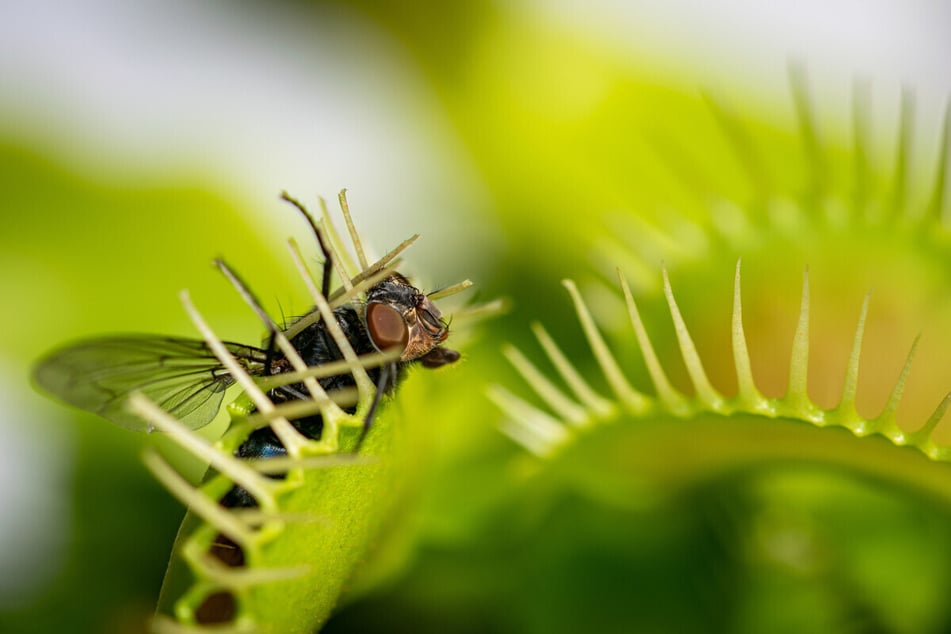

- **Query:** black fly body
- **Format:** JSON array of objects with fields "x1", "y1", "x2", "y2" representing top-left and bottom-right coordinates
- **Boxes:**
[{"x1": 33, "y1": 193, "x2": 462, "y2": 512}]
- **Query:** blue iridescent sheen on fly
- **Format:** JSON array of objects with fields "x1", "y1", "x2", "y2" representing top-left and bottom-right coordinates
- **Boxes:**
[{"x1": 33, "y1": 191, "x2": 468, "y2": 630}]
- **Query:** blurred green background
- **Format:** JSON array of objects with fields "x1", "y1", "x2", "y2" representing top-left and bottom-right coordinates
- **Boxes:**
[{"x1": 3, "y1": 1, "x2": 951, "y2": 633}]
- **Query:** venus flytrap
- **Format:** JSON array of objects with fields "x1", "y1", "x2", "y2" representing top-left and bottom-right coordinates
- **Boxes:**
[
  {"x1": 134, "y1": 210, "x2": 404, "y2": 631},
  {"x1": 495, "y1": 78, "x2": 951, "y2": 519},
  {"x1": 145, "y1": 210, "x2": 481, "y2": 631},
  {"x1": 499, "y1": 262, "x2": 951, "y2": 492},
  {"x1": 34, "y1": 192, "x2": 479, "y2": 633}
]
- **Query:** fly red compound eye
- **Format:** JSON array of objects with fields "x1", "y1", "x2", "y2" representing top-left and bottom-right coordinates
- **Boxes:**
[
  {"x1": 366, "y1": 302, "x2": 409, "y2": 352},
  {"x1": 419, "y1": 308, "x2": 445, "y2": 337},
  {"x1": 32, "y1": 190, "x2": 468, "y2": 632}
]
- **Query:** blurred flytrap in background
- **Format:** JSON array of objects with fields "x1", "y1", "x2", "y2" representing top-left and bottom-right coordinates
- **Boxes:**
[{"x1": 3, "y1": 1, "x2": 951, "y2": 633}]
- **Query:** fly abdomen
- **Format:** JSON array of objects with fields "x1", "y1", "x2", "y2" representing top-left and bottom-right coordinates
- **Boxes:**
[{"x1": 218, "y1": 415, "x2": 326, "y2": 509}]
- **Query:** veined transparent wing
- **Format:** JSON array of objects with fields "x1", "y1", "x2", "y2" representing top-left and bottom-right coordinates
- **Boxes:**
[{"x1": 33, "y1": 335, "x2": 268, "y2": 432}]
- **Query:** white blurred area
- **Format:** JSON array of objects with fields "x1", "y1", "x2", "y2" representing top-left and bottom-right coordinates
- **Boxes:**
[
  {"x1": 1, "y1": 1, "x2": 948, "y2": 258},
  {"x1": 0, "y1": 365, "x2": 70, "y2": 607},
  {"x1": 0, "y1": 0, "x2": 495, "y2": 276},
  {"x1": 2, "y1": 0, "x2": 948, "y2": 247},
  {"x1": 528, "y1": 0, "x2": 951, "y2": 171},
  {"x1": 0, "y1": 0, "x2": 948, "y2": 607},
  {"x1": 532, "y1": 0, "x2": 951, "y2": 99}
]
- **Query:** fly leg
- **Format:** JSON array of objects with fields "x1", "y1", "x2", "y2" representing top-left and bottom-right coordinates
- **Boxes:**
[
  {"x1": 280, "y1": 191, "x2": 333, "y2": 298},
  {"x1": 354, "y1": 362, "x2": 395, "y2": 452},
  {"x1": 263, "y1": 331, "x2": 278, "y2": 377}
]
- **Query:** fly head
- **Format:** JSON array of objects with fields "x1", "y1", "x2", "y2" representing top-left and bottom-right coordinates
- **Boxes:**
[{"x1": 364, "y1": 273, "x2": 458, "y2": 366}]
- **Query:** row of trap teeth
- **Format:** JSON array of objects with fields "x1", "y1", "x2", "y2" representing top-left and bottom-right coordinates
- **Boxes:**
[
  {"x1": 492, "y1": 261, "x2": 951, "y2": 460},
  {"x1": 134, "y1": 192, "x2": 482, "y2": 631},
  {"x1": 133, "y1": 192, "x2": 407, "y2": 507},
  {"x1": 135, "y1": 192, "x2": 422, "y2": 630}
]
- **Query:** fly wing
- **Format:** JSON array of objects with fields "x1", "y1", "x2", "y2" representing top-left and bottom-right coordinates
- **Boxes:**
[{"x1": 33, "y1": 335, "x2": 267, "y2": 432}]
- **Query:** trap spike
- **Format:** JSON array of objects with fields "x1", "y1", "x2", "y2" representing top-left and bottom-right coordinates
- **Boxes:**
[
  {"x1": 283, "y1": 237, "x2": 325, "y2": 298},
  {"x1": 731, "y1": 260, "x2": 768, "y2": 411},
  {"x1": 141, "y1": 449, "x2": 256, "y2": 549},
  {"x1": 450, "y1": 297, "x2": 508, "y2": 325},
  {"x1": 228, "y1": 508, "x2": 325, "y2": 525},
  {"x1": 428, "y1": 279, "x2": 474, "y2": 301},
  {"x1": 907, "y1": 392, "x2": 951, "y2": 449},
  {"x1": 315, "y1": 228, "x2": 354, "y2": 296},
  {"x1": 596, "y1": 236, "x2": 657, "y2": 293},
  {"x1": 338, "y1": 189, "x2": 370, "y2": 272},
  {"x1": 331, "y1": 260, "x2": 403, "y2": 308},
  {"x1": 131, "y1": 394, "x2": 274, "y2": 510},
  {"x1": 319, "y1": 196, "x2": 359, "y2": 278},
  {"x1": 285, "y1": 261, "x2": 406, "y2": 341},
  {"x1": 340, "y1": 233, "x2": 418, "y2": 294},
  {"x1": 872, "y1": 334, "x2": 921, "y2": 433},
  {"x1": 851, "y1": 78, "x2": 872, "y2": 215},
  {"x1": 258, "y1": 351, "x2": 398, "y2": 390},
  {"x1": 489, "y1": 384, "x2": 571, "y2": 456},
  {"x1": 661, "y1": 268, "x2": 724, "y2": 410},
  {"x1": 215, "y1": 258, "x2": 345, "y2": 455},
  {"x1": 837, "y1": 292, "x2": 871, "y2": 422},
  {"x1": 284, "y1": 256, "x2": 400, "y2": 339},
  {"x1": 531, "y1": 322, "x2": 615, "y2": 418},
  {"x1": 178, "y1": 290, "x2": 307, "y2": 457},
  {"x1": 562, "y1": 279, "x2": 649, "y2": 413},
  {"x1": 198, "y1": 558, "x2": 311, "y2": 588},
  {"x1": 645, "y1": 131, "x2": 716, "y2": 209},
  {"x1": 787, "y1": 268, "x2": 811, "y2": 409},
  {"x1": 889, "y1": 87, "x2": 914, "y2": 219},
  {"x1": 251, "y1": 453, "x2": 372, "y2": 476},
  {"x1": 789, "y1": 63, "x2": 826, "y2": 203},
  {"x1": 503, "y1": 344, "x2": 590, "y2": 428},
  {"x1": 702, "y1": 91, "x2": 770, "y2": 204},
  {"x1": 925, "y1": 98, "x2": 950, "y2": 224},
  {"x1": 617, "y1": 269, "x2": 689, "y2": 414},
  {"x1": 287, "y1": 241, "x2": 376, "y2": 419},
  {"x1": 244, "y1": 390, "x2": 358, "y2": 430}
]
